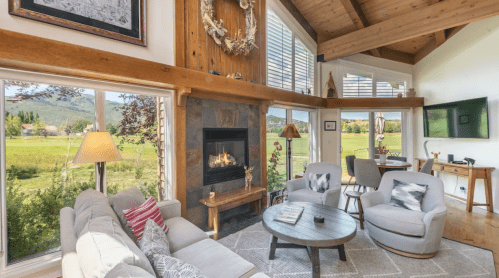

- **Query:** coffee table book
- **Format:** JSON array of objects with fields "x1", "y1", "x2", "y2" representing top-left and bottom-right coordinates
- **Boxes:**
[{"x1": 274, "y1": 205, "x2": 304, "y2": 224}]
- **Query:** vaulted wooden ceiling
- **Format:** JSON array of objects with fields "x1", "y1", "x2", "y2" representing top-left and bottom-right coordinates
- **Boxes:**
[{"x1": 282, "y1": 0, "x2": 499, "y2": 65}]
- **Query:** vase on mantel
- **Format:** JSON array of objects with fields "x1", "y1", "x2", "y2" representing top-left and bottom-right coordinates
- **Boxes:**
[{"x1": 379, "y1": 154, "x2": 387, "y2": 164}]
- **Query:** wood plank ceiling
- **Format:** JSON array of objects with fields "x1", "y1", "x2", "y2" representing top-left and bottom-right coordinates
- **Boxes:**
[{"x1": 287, "y1": 0, "x2": 465, "y2": 64}]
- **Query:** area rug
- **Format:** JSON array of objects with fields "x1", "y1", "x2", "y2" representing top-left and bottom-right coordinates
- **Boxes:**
[{"x1": 217, "y1": 222, "x2": 496, "y2": 278}]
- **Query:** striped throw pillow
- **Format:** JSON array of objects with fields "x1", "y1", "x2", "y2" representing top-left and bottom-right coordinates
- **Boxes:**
[{"x1": 124, "y1": 197, "x2": 168, "y2": 242}]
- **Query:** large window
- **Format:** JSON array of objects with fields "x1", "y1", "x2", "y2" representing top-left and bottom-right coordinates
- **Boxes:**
[
  {"x1": 339, "y1": 61, "x2": 411, "y2": 98},
  {"x1": 266, "y1": 107, "x2": 315, "y2": 191},
  {"x1": 0, "y1": 72, "x2": 173, "y2": 276},
  {"x1": 267, "y1": 8, "x2": 316, "y2": 95}
]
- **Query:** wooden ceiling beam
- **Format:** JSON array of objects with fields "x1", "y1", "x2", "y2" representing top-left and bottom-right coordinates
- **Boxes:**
[
  {"x1": 318, "y1": 0, "x2": 499, "y2": 61},
  {"x1": 278, "y1": 0, "x2": 318, "y2": 42},
  {"x1": 338, "y1": 0, "x2": 381, "y2": 57},
  {"x1": 414, "y1": 24, "x2": 468, "y2": 64},
  {"x1": 427, "y1": 0, "x2": 446, "y2": 46},
  {"x1": 0, "y1": 28, "x2": 326, "y2": 108}
]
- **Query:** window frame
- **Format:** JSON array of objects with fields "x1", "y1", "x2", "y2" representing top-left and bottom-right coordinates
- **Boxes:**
[
  {"x1": 266, "y1": 0, "x2": 318, "y2": 96},
  {"x1": 0, "y1": 68, "x2": 175, "y2": 277},
  {"x1": 337, "y1": 60, "x2": 412, "y2": 98}
]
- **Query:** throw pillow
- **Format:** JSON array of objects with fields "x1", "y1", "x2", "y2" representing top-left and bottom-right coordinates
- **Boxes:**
[
  {"x1": 390, "y1": 179, "x2": 428, "y2": 212},
  {"x1": 76, "y1": 216, "x2": 155, "y2": 278},
  {"x1": 139, "y1": 219, "x2": 206, "y2": 278},
  {"x1": 308, "y1": 173, "x2": 331, "y2": 193},
  {"x1": 124, "y1": 197, "x2": 168, "y2": 242},
  {"x1": 109, "y1": 186, "x2": 146, "y2": 240},
  {"x1": 139, "y1": 218, "x2": 171, "y2": 260}
]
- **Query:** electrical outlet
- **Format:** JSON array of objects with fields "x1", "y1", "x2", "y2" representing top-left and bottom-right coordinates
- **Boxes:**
[{"x1": 460, "y1": 186, "x2": 466, "y2": 193}]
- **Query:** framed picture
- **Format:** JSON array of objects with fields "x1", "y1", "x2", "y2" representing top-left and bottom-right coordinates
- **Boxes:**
[
  {"x1": 9, "y1": 0, "x2": 146, "y2": 46},
  {"x1": 324, "y1": 121, "x2": 336, "y2": 131}
]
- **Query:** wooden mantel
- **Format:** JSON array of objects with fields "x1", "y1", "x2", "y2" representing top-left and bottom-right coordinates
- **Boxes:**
[{"x1": 0, "y1": 29, "x2": 325, "y2": 108}]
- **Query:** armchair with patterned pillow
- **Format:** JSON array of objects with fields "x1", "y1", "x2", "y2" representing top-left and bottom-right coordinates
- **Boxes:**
[{"x1": 286, "y1": 162, "x2": 342, "y2": 208}]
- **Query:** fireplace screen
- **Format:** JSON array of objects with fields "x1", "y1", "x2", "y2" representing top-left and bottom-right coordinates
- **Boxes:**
[{"x1": 203, "y1": 128, "x2": 248, "y2": 185}]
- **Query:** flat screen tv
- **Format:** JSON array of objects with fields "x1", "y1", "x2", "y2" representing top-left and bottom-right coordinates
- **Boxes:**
[{"x1": 423, "y1": 97, "x2": 489, "y2": 139}]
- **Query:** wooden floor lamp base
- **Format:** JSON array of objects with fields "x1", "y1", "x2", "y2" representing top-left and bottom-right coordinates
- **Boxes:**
[{"x1": 372, "y1": 238, "x2": 438, "y2": 259}]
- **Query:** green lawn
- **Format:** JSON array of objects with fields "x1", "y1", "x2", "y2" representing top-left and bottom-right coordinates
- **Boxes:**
[
  {"x1": 5, "y1": 135, "x2": 159, "y2": 193},
  {"x1": 265, "y1": 132, "x2": 402, "y2": 187}
]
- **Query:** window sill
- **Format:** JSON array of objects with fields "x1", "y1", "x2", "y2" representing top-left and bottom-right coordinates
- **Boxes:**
[{"x1": 2, "y1": 251, "x2": 61, "y2": 278}]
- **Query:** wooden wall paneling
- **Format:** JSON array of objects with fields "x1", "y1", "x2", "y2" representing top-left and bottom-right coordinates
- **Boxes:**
[
  {"x1": 215, "y1": 0, "x2": 224, "y2": 75},
  {"x1": 224, "y1": 3, "x2": 233, "y2": 76},
  {"x1": 175, "y1": 90, "x2": 187, "y2": 217},
  {"x1": 318, "y1": 0, "x2": 499, "y2": 61},
  {"x1": 175, "y1": 0, "x2": 186, "y2": 67},
  {"x1": 188, "y1": 0, "x2": 199, "y2": 70},
  {"x1": 259, "y1": 0, "x2": 267, "y2": 86},
  {"x1": 198, "y1": 0, "x2": 208, "y2": 73}
]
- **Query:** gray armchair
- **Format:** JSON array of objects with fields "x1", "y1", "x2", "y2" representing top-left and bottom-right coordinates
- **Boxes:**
[
  {"x1": 360, "y1": 171, "x2": 446, "y2": 258},
  {"x1": 287, "y1": 162, "x2": 342, "y2": 208}
]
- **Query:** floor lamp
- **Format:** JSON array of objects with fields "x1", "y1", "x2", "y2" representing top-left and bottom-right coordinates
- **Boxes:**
[
  {"x1": 279, "y1": 124, "x2": 301, "y2": 181},
  {"x1": 73, "y1": 131, "x2": 123, "y2": 193}
]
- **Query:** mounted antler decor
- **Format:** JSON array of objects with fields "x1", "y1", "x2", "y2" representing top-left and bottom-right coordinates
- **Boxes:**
[{"x1": 201, "y1": 0, "x2": 258, "y2": 56}]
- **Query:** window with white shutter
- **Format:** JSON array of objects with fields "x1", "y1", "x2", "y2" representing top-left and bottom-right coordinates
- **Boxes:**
[
  {"x1": 267, "y1": 8, "x2": 315, "y2": 95},
  {"x1": 376, "y1": 81, "x2": 406, "y2": 97},
  {"x1": 267, "y1": 9, "x2": 293, "y2": 91},
  {"x1": 342, "y1": 72, "x2": 373, "y2": 97}
]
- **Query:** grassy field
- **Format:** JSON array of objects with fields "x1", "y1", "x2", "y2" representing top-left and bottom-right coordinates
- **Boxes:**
[
  {"x1": 266, "y1": 132, "x2": 402, "y2": 187},
  {"x1": 5, "y1": 136, "x2": 159, "y2": 193}
]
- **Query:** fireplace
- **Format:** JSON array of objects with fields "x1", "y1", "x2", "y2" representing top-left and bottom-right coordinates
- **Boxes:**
[{"x1": 203, "y1": 128, "x2": 249, "y2": 186}]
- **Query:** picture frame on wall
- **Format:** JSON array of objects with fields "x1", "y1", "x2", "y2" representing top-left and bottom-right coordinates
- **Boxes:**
[
  {"x1": 324, "y1": 121, "x2": 336, "y2": 131},
  {"x1": 8, "y1": 0, "x2": 146, "y2": 46}
]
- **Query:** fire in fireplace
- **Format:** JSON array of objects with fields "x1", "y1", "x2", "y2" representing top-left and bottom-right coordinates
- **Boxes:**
[{"x1": 203, "y1": 128, "x2": 249, "y2": 186}]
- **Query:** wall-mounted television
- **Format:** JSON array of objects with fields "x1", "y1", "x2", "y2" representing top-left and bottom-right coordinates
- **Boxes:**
[{"x1": 423, "y1": 97, "x2": 489, "y2": 139}]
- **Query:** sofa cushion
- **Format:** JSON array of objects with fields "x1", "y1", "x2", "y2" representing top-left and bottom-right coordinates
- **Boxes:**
[
  {"x1": 287, "y1": 188, "x2": 323, "y2": 204},
  {"x1": 172, "y1": 239, "x2": 258, "y2": 278},
  {"x1": 124, "y1": 197, "x2": 168, "y2": 241},
  {"x1": 165, "y1": 217, "x2": 209, "y2": 253},
  {"x1": 108, "y1": 186, "x2": 146, "y2": 240},
  {"x1": 74, "y1": 189, "x2": 121, "y2": 236},
  {"x1": 364, "y1": 204, "x2": 426, "y2": 237},
  {"x1": 76, "y1": 216, "x2": 155, "y2": 278},
  {"x1": 104, "y1": 263, "x2": 156, "y2": 278}
]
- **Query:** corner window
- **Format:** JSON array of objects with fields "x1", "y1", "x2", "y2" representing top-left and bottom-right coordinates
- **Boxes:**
[{"x1": 267, "y1": 9, "x2": 316, "y2": 95}]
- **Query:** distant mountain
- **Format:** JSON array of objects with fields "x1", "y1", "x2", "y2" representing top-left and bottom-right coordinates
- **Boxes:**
[
  {"x1": 267, "y1": 115, "x2": 306, "y2": 128},
  {"x1": 5, "y1": 93, "x2": 124, "y2": 127}
]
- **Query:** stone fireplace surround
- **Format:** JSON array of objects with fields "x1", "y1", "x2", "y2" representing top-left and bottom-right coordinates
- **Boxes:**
[{"x1": 185, "y1": 97, "x2": 261, "y2": 227}]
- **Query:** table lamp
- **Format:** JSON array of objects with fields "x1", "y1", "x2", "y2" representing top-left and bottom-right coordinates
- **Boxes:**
[
  {"x1": 73, "y1": 131, "x2": 123, "y2": 192},
  {"x1": 279, "y1": 124, "x2": 301, "y2": 180}
]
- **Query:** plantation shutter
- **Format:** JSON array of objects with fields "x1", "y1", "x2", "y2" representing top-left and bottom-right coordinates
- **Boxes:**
[
  {"x1": 342, "y1": 72, "x2": 373, "y2": 97},
  {"x1": 294, "y1": 38, "x2": 314, "y2": 95},
  {"x1": 267, "y1": 9, "x2": 293, "y2": 91},
  {"x1": 376, "y1": 81, "x2": 406, "y2": 97}
]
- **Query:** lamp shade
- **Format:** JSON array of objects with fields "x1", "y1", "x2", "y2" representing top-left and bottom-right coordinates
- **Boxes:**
[
  {"x1": 73, "y1": 131, "x2": 122, "y2": 164},
  {"x1": 279, "y1": 124, "x2": 301, "y2": 139}
]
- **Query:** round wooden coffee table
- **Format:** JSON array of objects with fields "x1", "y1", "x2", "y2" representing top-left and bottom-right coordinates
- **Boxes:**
[{"x1": 263, "y1": 202, "x2": 357, "y2": 278}]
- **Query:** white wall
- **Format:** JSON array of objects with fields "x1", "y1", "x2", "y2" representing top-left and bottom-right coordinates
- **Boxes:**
[
  {"x1": 413, "y1": 16, "x2": 499, "y2": 212},
  {"x1": 319, "y1": 57, "x2": 414, "y2": 165},
  {"x1": 0, "y1": 1, "x2": 175, "y2": 66}
]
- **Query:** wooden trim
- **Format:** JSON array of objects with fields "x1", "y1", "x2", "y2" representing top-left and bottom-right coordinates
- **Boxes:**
[
  {"x1": 372, "y1": 239, "x2": 438, "y2": 259},
  {"x1": 9, "y1": 0, "x2": 146, "y2": 47},
  {"x1": 175, "y1": 0, "x2": 186, "y2": 67},
  {"x1": 0, "y1": 29, "x2": 325, "y2": 108},
  {"x1": 189, "y1": 91, "x2": 263, "y2": 105},
  {"x1": 177, "y1": 87, "x2": 192, "y2": 107},
  {"x1": 278, "y1": 0, "x2": 317, "y2": 42},
  {"x1": 414, "y1": 22, "x2": 466, "y2": 65},
  {"x1": 174, "y1": 90, "x2": 187, "y2": 217},
  {"x1": 327, "y1": 98, "x2": 424, "y2": 108},
  {"x1": 260, "y1": 104, "x2": 269, "y2": 196},
  {"x1": 362, "y1": 47, "x2": 415, "y2": 65},
  {"x1": 318, "y1": 0, "x2": 499, "y2": 61}
]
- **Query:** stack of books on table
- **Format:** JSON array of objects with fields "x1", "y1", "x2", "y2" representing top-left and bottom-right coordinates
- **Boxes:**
[{"x1": 274, "y1": 205, "x2": 304, "y2": 225}]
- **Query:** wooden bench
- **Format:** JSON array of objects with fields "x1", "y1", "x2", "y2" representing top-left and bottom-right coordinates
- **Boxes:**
[{"x1": 200, "y1": 185, "x2": 266, "y2": 233}]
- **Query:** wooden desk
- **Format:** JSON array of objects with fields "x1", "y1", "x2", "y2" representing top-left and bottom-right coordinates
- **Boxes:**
[
  {"x1": 415, "y1": 159, "x2": 495, "y2": 212},
  {"x1": 199, "y1": 185, "x2": 266, "y2": 233}
]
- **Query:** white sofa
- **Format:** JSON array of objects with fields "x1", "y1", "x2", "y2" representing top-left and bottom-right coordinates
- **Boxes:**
[{"x1": 60, "y1": 189, "x2": 269, "y2": 278}]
